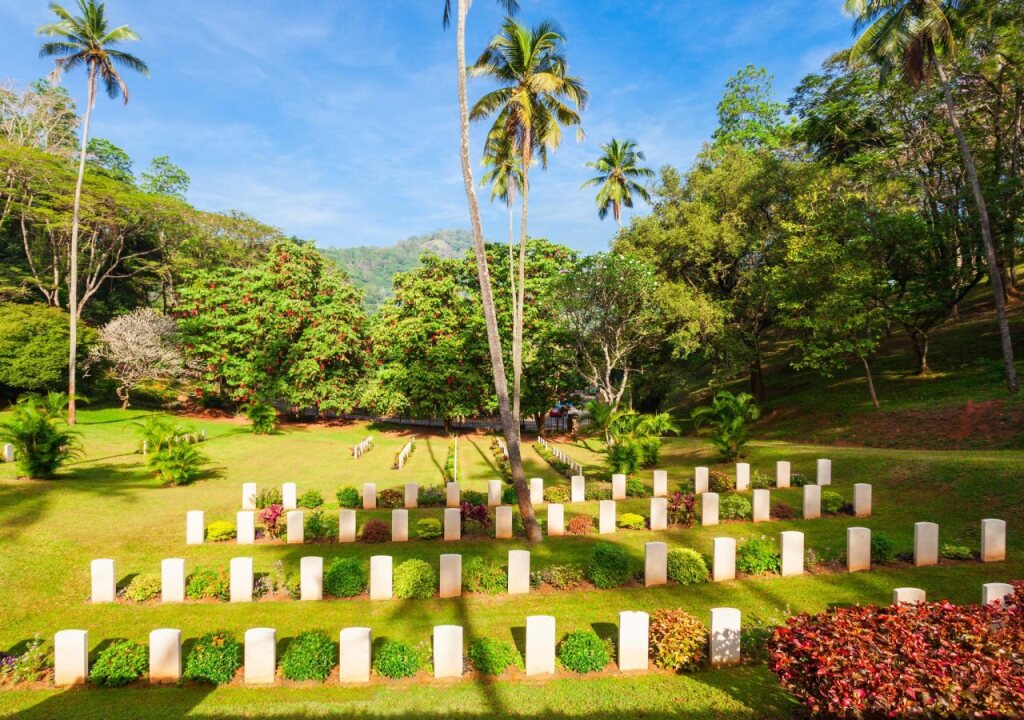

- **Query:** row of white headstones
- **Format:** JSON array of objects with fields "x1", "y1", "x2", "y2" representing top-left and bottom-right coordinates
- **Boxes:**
[
  {"x1": 537, "y1": 437, "x2": 584, "y2": 474},
  {"x1": 395, "y1": 440, "x2": 414, "y2": 469},
  {"x1": 50, "y1": 577, "x2": 1021, "y2": 688},
  {"x1": 97, "y1": 518, "x2": 1009, "y2": 605},
  {"x1": 352, "y1": 436, "x2": 373, "y2": 459}
]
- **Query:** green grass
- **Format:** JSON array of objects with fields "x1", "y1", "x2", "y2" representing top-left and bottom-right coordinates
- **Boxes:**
[{"x1": 0, "y1": 410, "x2": 1021, "y2": 718}]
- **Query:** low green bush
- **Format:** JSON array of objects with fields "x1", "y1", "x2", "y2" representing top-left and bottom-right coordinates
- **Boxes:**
[
  {"x1": 532, "y1": 564, "x2": 586, "y2": 590},
  {"x1": 305, "y1": 509, "x2": 337, "y2": 541},
  {"x1": 871, "y1": 532, "x2": 896, "y2": 564},
  {"x1": 124, "y1": 573, "x2": 161, "y2": 602},
  {"x1": 206, "y1": 520, "x2": 236, "y2": 542},
  {"x1": 736, "y1": 537, "x2": 780, "y2": 575},
  {"x1": 821, "y1": 490, "x2": 845, "y2": 514},
  {"x1": 789, "y1": 472, "x2": 810, "y2": 487},
  {"x1": 557, "y1": 631, "x2": 609, "y2": 674},
  {"x1": 1, "y1": 636, "x2": 51, "y2": 683},
  {"x1": 298, "y1": 490, "x2": 323, "y2": 509},
  {"x1": 336, "y1": 486, "x2": 360, "y2": 508},
  {"x1": 940, "y1": 544, "x2": 973, "y2": 560},
  {"x1": 502, "y1": 485, "x2": 518, "y2": 504},
  {"x1": 242, "y1": 402, "x2": 277, "y2": 434},
  {"x1": 584, "y1": 482, "x2": 612, "y2": 501},
  {"x1": 720, "y1": 493, "x2": 752, "y2": 520},
  {"x1": 373, "y1": 640, "x2": 419, "y2": 678},
  {"x1": 463, "y1": 556, "x2": 507, "y2": 594},
  {"x1": 587, "y1": 542, "x2": 631, "y2": 589},
  {"x1": 281, "y1": 631, "x2": 335, "y2": 682},
  {"x1": 468, "y1": 637, "x2": 523, "y2": 675},
  {"x1": 649, "y1": 609, "x2": 706, "y2": 672},
  {"x1": 394, "y1": 559, "x2": 437, "y2": 599},
  {"x1": 0, "y1": 393, "x2": 82, "y2": 478},
  {"x1": 625, "y1": 477, "x2": 646, "y2": 497},
  {"x1": 183, "y1": 632, "x2": 242, "y2": 685},
  {"x1": 89, "y1": 640, "x2": 147, "y2": 687},
  {"x1": 418, "y1": 485, "x2": 446, "y2": 507},
  {"x1": 254, "y1": 487, "x2": 282, "y2": 508},
  {"x1": 750, "y1": 470, "x2": 773, "y2": 490},
  {"x1": 416, "y1": 518, "x2": 442, "y2": 540},
  {"x1": 543, "y1": 485, "x2": 571, "y2": 503},
  {"x1": 324, "y1": 557, "x2": 367, "y2": 598},
  {"x1": 185, "y1": 568, "x2": 229, "y2": 601},
  {"x1": 708, "y1": 470, "x2": 732, "y2": 493},
  {"x1": 462, "y1": 489, "x2": 487, "y2": 506},
  {"x1": 667, "y1": 549, "x2": 709, "y2": 585},
  {"x1": 617, "y1": 512, "x2": 646, "y2": 530},
  {"x1": 377, "y1": 488, "x2": 404, "y2": 509}
]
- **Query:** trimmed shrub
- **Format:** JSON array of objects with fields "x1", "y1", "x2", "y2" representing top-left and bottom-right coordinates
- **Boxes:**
[
  {"x1": 0, "y1": 394, "x2": 82, "y2": 478},
  {"x1": 242, "y1": 402, "x2": 277, "y2": 434},
  {"x1": 336, "y1": 486, "x2": 360, "y2": 509},
  {"x1": 305, "y1": 509, "x2": 337, "y2": 541},
  {"x1": 667, "y1": 549, "x2": 709, "y2": 585},
  {"x1": 185, "y1": 568, "x2": 230, "y2": 601},
  {"x1": 566, "y1": 515, "x2": 594, "y2": 536},
  {"x1": 324, "y1": 557, "x2": 367, "y2": 598},
  {"x1": 89, "y1": 640, "x2": 147, "y2": 687},
  {"x1": 871, "y1": 532, "x2": 896, "y2": 564},
  {"x1": 468, "y1": 638, "x2": 523, "y2": 676},
  {"x1": 941, "y1": 543, "x2": 973, "y2": 560},
  {"x1": 377, "y1": 488, "x2": 403, "y2": 509},
  {"x1": 502, "y1": 485, "x2": 518, "y2": 505},
  {"x1": 462, "y1": 489, "x2": 487, "y2": 507},
  {"x1": 418, "y1": 485, "x2": 446, "y2": 507},
  {"x1": 416, "y1": 518, "x2": 442, "y2": 540},
  {"x1": 463, "y1": 556, "x2": 507, "y2": 594},
  {"x1": 124, "y1": 573, "x2": 161, "y2": 602},
  {"x1": 298, "y1": 490, "x2": 324, "y2": 509},
  {"x1": 360, "y1": 519, "x2": 390, "y2": 543},
  {"x1": 281, "y1": 631, "x2": 335, "y2": 682},
  {"x1": 543, "y1": 485, "x2": 571, "y2": 504},
  {"x1": 750, "y1": 470, "x2": 773, "y2": 490},
  {"x1": 587, "y1": 542, "x2": 631, "y2": 589},
  {"x1": 183, "y1": 632, "x2": 242, "y2": 685},
  {"x1": 625, "y1": 477, "x2": 646, "y2": 497},
  {"x1": 617, "y1": 512, "x2": 646, "y2": 530},
  {"x1": 789, "y1": 472, "x2": 810, "y2": 487},
  {"x1": 558, "y1": 631, "x2": 609, "y2": 674},
  {"x1": 736, "y1": 537, "x2": 780, "y2": 575},
  {"x1": 707, "y1": 470, "x2": 732, "y2": 493},
  {"x1": 649, "y1": 609, "x2": 706, "y2": 672},
  {"x1": 771, "y1": 501, "x2": 795, "y2": 519},
  {"x1": 255, "y1": 487, "x2": 282, "y2": 508},
  {"x1": 821, "y1": 490, "x2": 844, "y2": 514},
  {"x1": 206, "y1": 521, "x2": 236, "y2": 542},
  {"x1": 394, "y1": 559, "x2": 437, "y2": 599},
  {"x1": 584, "y1": 482, "x2": 612, "y2": 501},
  {"x1": 720, "y1": 493, "x2": 752, "y2": 520},
  {"x1": 373, "y1": 640, "x2": 419, "y2": 679},
  {"x1": 532, "y1": 564, "x2": 586, "y2": 590}
]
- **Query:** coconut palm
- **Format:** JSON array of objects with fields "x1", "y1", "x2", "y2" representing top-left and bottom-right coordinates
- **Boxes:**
[
  {"x1": 581, "y1": 138, "x2": 654, "y2": 230},
  {"x1": 481, "y1": 132, "x2": 524, "y2": 314},
  {"x1": 470, "y1": 17, "x2": 587, "y2": 430},
  {"x1": 845, "y1": 0, "x2": 1018, "y2": 393},
  {"x1": 37, "y1": 0, "x2": 149, "y2": 423},
  {"x1": 442, "y1": 0, "x2": 544, "y2": 543}
]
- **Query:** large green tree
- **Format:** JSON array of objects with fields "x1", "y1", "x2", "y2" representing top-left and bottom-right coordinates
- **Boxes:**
[{"x1": 580, "y1": 138, "x2": 654, "y2": 229}]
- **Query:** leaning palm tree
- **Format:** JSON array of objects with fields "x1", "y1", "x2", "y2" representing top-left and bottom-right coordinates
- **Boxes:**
[
  {"x1": 37, "y1": 0, "x2": 149, "y2": 423},
  {"x1": 845, "y1": 0, "x2": 1017, "y2": 393},
  {"x1": 470, "y1": 17, "x2": 588, "y2": 431},
  {"x1": 581, "y1": 138, "x2": 654, "y2": 230},
  {"x1": 481, "y1": 132, "x2": 524, "y2": 316},
  {"x1": 442, "y1": 0, "x2": 546, "y2": 543}
]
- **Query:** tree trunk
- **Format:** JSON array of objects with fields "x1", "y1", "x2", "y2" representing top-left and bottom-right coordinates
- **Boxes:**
[
  {"x1": 67, "y1": 66, "x2": 96, "y2": 425},
  {"x1": 933, "y1": 57, "x2": 1019, "y2": 393},
  {"x1": 455, "y1": 0, "x2": 541, "y2": 542},
  {"x1": 512, "y1": 125, "x2": 531, "y2": 431},
  {"x1": 910, "y1": 329, "x2": 930, "y2": 375},
  {"x1": 862, "y1": 355, "x2": 879, "y2": 409},
  {"x1": 534, "y1": 410, "x2": 548, "y2": 439},
  {"x1": 749, "y1": 355, "x2": 766, "y2": 405}
]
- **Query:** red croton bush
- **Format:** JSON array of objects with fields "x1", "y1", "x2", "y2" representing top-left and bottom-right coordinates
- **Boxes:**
[{"x1": 767, "y1": 580, "x2": 1024, "y2": 717}]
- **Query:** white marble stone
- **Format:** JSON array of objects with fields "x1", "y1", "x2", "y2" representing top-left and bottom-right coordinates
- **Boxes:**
[
  {"x1": 752, "y1": 489, "x2": 770, "y2": 522},
  {"x1": 983, "y1": 582, "x2": 1014, "y2": 606},
  {"x1": 91, "y1": 558, "x2": 115, "y2": 603},
  {"x1": 713, "y1": 537, "x2": 736, "y2": 582},
  {"x1": 370, "y1": 555, "x2": 393, "y2": 600},
  {"x1": 244, "y1": 628, "x2": 276, "y2": 684},
  {"x1": 530, "y1": 477, "x2": 543, "y2": 505},
  {"x1": 446, "y1": 482, "x2": 460, "y2": 508},
  {"x1": 161, "y1": 558, "x2": 186, "y2": 603},
  {"x1": 816, "y1": 459, "x2": 831, "y2": 486},
  {"x1": 54, "y1": 630, "x2": 88, "y2": 686},
  {"x1": 653, "y1": 470, "x2": 668, "y2": 497},
  {"x1": 525, "y1": 615, "x2": 555, "y2": 676},
  {"x1": 362, "y1": 483, "x2": 376, "y2": 510},
  {"x1": 547, "y1": 504, "x2": 565, "y2": 537},
  {"x1": 433, "y1": 625, "x2": 463, "y2": 679},
  {"x1": 611, "y1": 474, "x2": 626, "y2": 500},
  {"x1": 735, "y1": 463, "x2": 750, "y2": 491},
  {"x1": 709, "y1": 608, "x2": 741, "y2": 666},
  {"x1": 914, "y1": 522, "x2": 939, "y2": 567},
  {"x1": 404, "y1": 483, "x2": 418, "y2": 509},
  {"x1": 338, "y1": 627, "x2": 371, "y2": 683},
  {"x1": 286, "y1": 510, "x2": 304, "y2": 544},
  {"x1": 186, "y1": 510, "x2": 205, "y2": 545},
  {"x1": 780, "y1": 531, "x2": 804, "y2": 577},
  {"x1": 230, "y1": 557, "x2": 254, "y2": 602},
  {"x1": 981, "y1": 518, "x2": 1007, "y2": 562},
  {"x1": 2, "y1": 443, "x2": 14, "y2": 464},
  {"x1": 853, "y1": 483, "x2": 872, "y2": 518},
  {"x1": 893, "y1": 587, "x2": 926, "y2": 604},
  {"x1": 571, "y1": 475, "x2": 585, "y2": 503},
  {"x1": 300, "y1": 556, "x2": 323, "y2": 601},
  {"x1": 237, "y1": 511, "x2": 255, "y2": 545},
  {"x1": 242, "y1": 483, "x2": 257, "y2": 510},
  {"x1": 645, "y1": 542, "x2": 667, "y2": 587},
  {"x1": 847, "y1": 527, "x2": 871, "y2": 572},
  {"x1": 339, "y1": 510, "x2": 356, "y2": 543},
  {"x1": 776, "y1": 461, "x2": 791, "y2": 488},
  {"x1": 444, "y1": 508, "x2": 461, "y2": 541},
  {"x1": 694, "y1": 467, "x2": 709, "y2": 494},
  {"x1": 392, "y1": 509, "x2": 409, "y2": 542},
  {"x1": 618, "y1": 611, "x2": 649, "y2": 672},
  {"x1": 495, "y1": 506, "x2": 513, "y2": 539},
  {"x1": 488, "y1": 480, "x2": 502, "y2": 506},
  {"x1": 149, "y1": 629, "x2": 182, "y2": 684},
  {"x1": 282, "y1": 482, "x2": 297, "y2": 510},
  {"x1": 599, "y1": 500, "x2": 616, "y2": 534},
  {"x1": 803, "y1": 485, "x2": 821, "y2": 520},
  {"x1": 701, "y1": 492, "x2": 719, "y2": 526},
  {"x1": 439, "y1": 554, "x2": 462, "y2": 598},
  {"x1": 650, "y1": 497, "x2": 668, "y2": 530},
  {"x1": 508, "y1": 550, "x2": 530, "y2": 595}
]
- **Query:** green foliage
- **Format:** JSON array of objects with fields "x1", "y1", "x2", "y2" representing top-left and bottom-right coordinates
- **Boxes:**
[
  {"x1": 89, "y1": 640, "x2": 147, "y2": 687},
  {"x1": 532, "y1": 564, "x2": 586, "y2": 590},
  {"x1": 0, "y1": 392, "x2": 81, "y2": 478},
  {"x1": 720, "y1": 493, "x2": 752, "y2": 520},
  {"x1": 940, "y1": 544, "x2": 973, "y2": 561},
  {"x1": 736, "y1": 537, "x2": 781, "y2": 575},
  {"x1": 625, "y1": 477, "x2": 646, "y2": 497},
  {"x1": 415, "y1": 518, "x2": 442, "y2": 540},
  {"x1": 183, "y1": 632, "x2": 242, "y2": 685},
  {"x1": 255, "y1": 487, "x2": 282, "y2": 508},
  {"x1": 372, "y1": 640, "x2": 420, "y2": 679},
  {"x1": 821, "y1": 490, "x2": 845, "y2": 514},
  {"x1": 667, "y1": 549, "x2": 709, "y2": 585},
  {"x1": 587, "y1": 542, "x2": 631, "y2": 589},
  {"x1": 1, "y1": 636, "x2": 51, "y2": 684},
  {"x1": 393, "y1": 559, "x2": 437, "y2": 599},
  {"x1": 606, "y1": 441, "x2": 640, "y2": 475},
  {"x1": 324, "y1": 558, "x2": 366, "y2": 598},
  {"x1": 0, "y1": 304, "x2": 93, "y2": 393},
  {"x1": 535, "y1": 442, "x2": 572, "y2": 478},
  {"x1": 468, "y1": 638, "x2": 523, "y2": 676},
  {"x1": 124, "y1": 573, "x2": 161, "y2": 602},
  {"x1": 543, "y1": 485, "x2": 571, "y2": 503},
  {"x1": 557, "y1": 631, "x2": 610, "y2": 674},
  {"x1": 871, "y1": 532, "x2": 896, "y2": 564},
  {"x1": 463, "y1": 556, "x2": 507, "y2": 594},
  {"x1": 377, "y1": 488, "x2": 403, "y2": 509},
  {"x1": 298, "y1": 490, "x2": 324, "y2": 509},
  {"x1": 281, "y1": 631, "x2": 335, "y2": 682},
  {"x1": 242, "y1": 403, "x2": 277, "y2": 434},
  {"x1": 750, "y1": 470, "x2": 773, "y2": 490},
  {"x1": 86, "y1": 137, "x2": 134, "y2": 184},
  {"x1": 708, "y1": 470, "x2": 732, "y2": 493},
  {"x1": 146, "y1": 440, "x2": 207, "y2": 486},
  {"x1": 305, "y1": 509, "x2": 336, "y2": 541},
  {"x1": 206, "y1": 520, "x2": 236, "y2": 542},
  {"x1": 336, "y1": 486, "x2": 360, "y2": 508},
  {"x1": 648, "y1": 609, "x2": 707, "y2": 672},
  {"x1": 584, "y1": 482, "x2": 612, "y2": 501},
  {"x1": 418, "y1": 485, "x2": 446, "y2": 507},
  {"x1": 139, "y1": 155, "x2": 190, "y2": 199},
  {"x1": 617, "y1": 512, "x2": 646, "y2": 530},
  {"x1": 582, "y1": 138, "x2": 655, "y2": 223},
  {"x1": 712, "y1": 65, "x2": 786, "y2": 150},
  {"x1": 443, "y1": 440, "x2": 457, "y2": 483},
  {"x1": 691, "y1": 392, "x2": 760, "y2": 461},
  {"x1": 185, "y1": 568, "x2": 230, "y2": 601}
]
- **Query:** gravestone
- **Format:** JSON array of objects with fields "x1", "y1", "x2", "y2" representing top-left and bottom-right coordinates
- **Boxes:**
[
  {"x1": 802, "y1": 485, "x2": 821, "y2": 520},
  {"x1": 186, "y1": 510, "x2": 205, "y2": 545},
  {"x1": 283, "y1": 482, "x2": 297, "y2": 510},
  {"x1": 2, "y1": 443, "x2": 14, "y2": 463},
  {"x1": 983, "y1": 582, "x2": 1014, "y2": 606},
  {"x1": 444, "y1": 508, "x2": 461, "y2": 541},
  {"x1": 91, "y1": 558, "x2": 115, "y2": 603},
  {"x1": 392, "y1": 509, "x2": 409, "y2": 542},
  {"x1": 530, "y1": 478, "x2": 543, "y2": 505},
  {"x1": 547, "y1": 504, "x2": 565, "y2": 536},
  {"x1": 650, "y1": 497, "x2": 668, "y2": 530},
  {"x1": 242, "y1": 483, "x2": 257, "y2": 510},
  {"x1": 780, "y1": 531, "x2": 804, "y2": 577},
  {"x1": 847, "y1": 527, "x2": 871, "y2": 572},
  {"x1": 893, "y1": 587, "x2": 926, "y2": 604},
  {"x1": 702, "y1": 492, "x2": 719, "y2": 526},
  {"x1": 694, "y1": 467, "x2": 709, "y2": 494},
  {"x1": 244, "y1": 628, "x2": 276, "y2": 684},
  {"x1": 816, "y1": 459, "x2": 831, "y2": 486},
  {"x1": 300, "y1": 556, "x2": 323, "y2": 601},
  {"x1": 161, "y1": 558, "x2": 186, "y2": 603},
  {"x1": 362, "y1": 483, "x2": 377, "y2": 510},
  {"x1": 508, "y1": 550, "x2": 530, "y2": 595},
  {"x1": 433, "y1": 625, "x2": 463, "y2": 679},
  {"x1": 404, "y1": 483, "x2": 418, "y2": 509},
  {"x1": 338, "y1": 627, "x2": 371, "y2": 683},
  {"x1": 230, "y1": 557, "x2": 254, "y2": 602},
  {"x1": 752, "y1": 489, "x2": 770, "y2": 522},
  {"x1": 652, "y1": 470, "x2": 668, "y2": 497},
  {"x1": 237, "y1": 511, "x2": 255, "y2": 545},
  {"x1": 853, "y1": 483, "x2": 872, "y2": 518},
  {"x1": 735, "y1": 463, "x2": 750, "y2": 491},
  {"x1": 981, "y1": 518, "x2": 1006, "y2": 562},
  {"x1": 599, "y1": 500, "x2": 616, "y2": 534},
  {"x1": 370, "y1": 555, "x2": 393, "y2": 600},
  {"x1": 53, "y1": 629, "x2": 88, "y2": 686},
  {"x1": 149, "y1": 629, "x2": 182, "y2": 684},
  {"x1": 286, "y1": 511, "x2": 304, "y2": 544},
  {"x1": 645, "y1": 542, "x2": 667, "y2": 587},
  {"x1": 709, "y1": 608, "x2": 741, "y2": 666},
  {"x1": 488, "y1": 480, "x2": 502, "y2": 507},
  {"x1": 571, "y1": 475, "x2": 585, "y2": 503},
  {"x1": 914, "y1": 522, "x2": 939, "y2": 567},
  {"x1": 339, "y1": 510, "x2": 356, "y2": 543},
  {"x1": 439, "y1": 554, "x2": 462, "y2": 598},
  {"x1": 776, "y1": 461, "x2": 790, "y2": 488},
  {"x1": 618, "y1": 611, "x2": 649, "y2": 671},
  {"x1": 612, "y1": 474, "x2": 627, "y2": 500},
  {"x1": 712, "y1": 537, "x2": 736, "y2": 582},
  {"x1": 495, "y1": 506, "x2": 513, "y2": 539},
  {"x1": 446, "y1": 482, "x2": 460, "y2": 508},
  {"x1": 525, "y1": 615, "x2": 555, "y2": 676}
]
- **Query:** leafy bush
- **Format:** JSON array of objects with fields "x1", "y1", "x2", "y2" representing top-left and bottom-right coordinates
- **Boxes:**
[
  {"x1": 305, "y1": 509, "x2": 337, "y2": 541},
  {"x1": 532, "y1": 564, "x2": 586, "y2": 590},
  {"x1": 298, "y1": 490, "x2": 323, "y2": 509},
  {"x1": 463, "y1": 556, "x2": 507, "y2": 594},
  {"x1": 324, "y1": 557, "x2": 367, "y2": 598},
  {"x1": 89, "y1": 640, "x2": 147, "y2": 687},
  {"x1": 588, "y1": 542, "x2": 631, "y2": 589},
  {"x1": 0, "y1": 636, "x2": 51, "y2": 683},
  {"x1": 606, "y1": 441, "x2": 640, "y2": 475},
  {"x1": 185, "y1": 568, "x2": 230, "y2": 601},
  {"x1": 373, "y1": 640, "x2": 420, "y2": 678},
  {"x1": 625, "y1": 477, "x2": 646, "y2": 497},
  {"x1": 567, "y1": 514, "x2": 594, "y2": 536},
  {"x1": 736, "y1": 537, "x2": 780, "y2": 575},
  {"x1": 821, "y1": 490, "x2": 845, "y2": 514},
  {"x1": 242, "y1": 402, "x2": 277, "y2": 434},
  {"x1": 336, "y1": 486, "x2": 360, "y2": 508},
  {"x1": 502, "y1": 485, "x2": 518, "y2": 504},
  {"x1": 462, "y1": 489, "x2": 487, "y2": 506},
  {"x1": 789, "y1": 472, "x2": 810, "y2": 487},
  {"x1": 617, "y1": 512, "x2": 646, "y2": 530},
  {"x1": 768, "y1": 589, "x2": 1024, "y2": 718},
  {"x1": 281, "y1": 631, "x2": 335, "y2": 682},
  {"x1": 584, "y1": 482, "x2": 612, "y2": 501},
  {"x1": 255, "y1": 487, "x2": 282, "y2": 508},
  {"x1": 667, "y1": 549, "x2": 709, "y2": 585},
  {"x1": 720, "y1": 493, "x2": 752, "y2": 520},
  {"x1": 378, "y1": 488, "x2": 404, "y2": 509},
  {"x1": 771, "y1": 501, "x2": 794, "y2": 519},
  {"x1": 649, "y1": 609, "x2": 706, "y2": 672},
  {"x1": 360, "y1": 519, "x2": 390, "y2": 543},
  {"x1": 0, "y1": 393, "x2": 82, "y2": 478},
  {"x1": 259, "y1": 504, "x2": 284, "y2": 539},
  {"x1": 460, "y1": 502, "x2": 491, "y2": 535},
  {"x1": 443, "y1": 440, "x2": 457, "y2": 482},
  {"x1": 418, "y1": 485, "x2": 446, "y2": 507},
  {"x1": 667, "y1": 491, "x2": 697, "y2": 527},
  {"x1": 0, "y1": 303, "x2": 93, "y2": 393},
  {"x1": 416, "y1": 518, "x2": 442, "y2": 540},
  {"x1": 183, "y1": 632, "x2": 242, "y2": 685},
  {"x1": 558, "y1": 631, "x2": 610, "y2": 674},
  {"x1": 468, "y1": 637, "x2": 523, "y2": 675},
  {"x1": 941, "y1": 544, "x2": 973, "y2": 560},
  {"x1": 750, "y1": 470, "x2": 773, "y2": 490},
  {"x1": 124, "y1": 573, "x2": 161, "y2": 602},
  {"x1": 543, "y1": 485, "x2": 571, "y2": 503},
  {"x1": 690, "y1": 391, "x2": 760, "y2": 461},
  {"x1": 394, "y1": 559, "x2": 437, "y2": 599},
  {"x1": 638, "y1": 436, "x2": 662, "y2": 469},
  {"x1": 206, "y1": 520, "x2": 236, "y2": 542},
  {"x1": 708, "y1": 470, "x2": 732, "y2": 493},
  {"x1": 871, "y1": 532, "x2": 896, "y2": 564}
]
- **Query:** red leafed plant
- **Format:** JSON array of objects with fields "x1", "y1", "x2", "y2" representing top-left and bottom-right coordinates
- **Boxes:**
[
  {"x1": 767, "y1": 581, "x2": 1024, "y2": 718},
  {"x1": 460, "y1": 502, "x2": 491, "y2": 532},
  {"x1": 259, "y1": 504, "x2": 283, "y2": 538}
]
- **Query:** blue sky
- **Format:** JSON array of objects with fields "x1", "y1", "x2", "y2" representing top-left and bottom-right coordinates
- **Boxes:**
[{"x1": 0, "y1": 1, "x2": 854, "y2": 253}]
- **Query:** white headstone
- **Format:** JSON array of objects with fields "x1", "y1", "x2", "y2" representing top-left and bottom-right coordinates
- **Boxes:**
[
  {"x1": 446, "y1": 482, "x2": 460, "y2": 508},
  {"x1": 338, "y1": 627, "x2": 371, "y2": 683},
  {"x1": 702, "y1": 492, "x2": 719, "y2": 526},
  {"x1": 914, "y1": 522, "x2": 939, "y2": 567},
  {"x1": 286, "y1": 510, "x2": 304, "y2": 544},
  {"x1": 619, "y1": 612, "x2": 650, "y2": 674},
  {"x1": 439, "y1": 554, "x2": 462, "y2": 598},
  {"x1": 2, "y1": 443, "x2": 14, "y2": 463},
  {"x1": 803, "y1": 485, "x2": 821, "y2": 520},
  {"x1": 433, "y1": 625, "x2": 463, "y2": 679},
  {"x1": 161, "y1": 558, "x2": 186, "y2": 603},
  {"x1": 186, "y1": 510, "x2": 205, "y2": 545},
  {"x1": 611, "y1": 474, "x2": 627, "y2": 500},
  {"x1": 362, "y1": 483, "x2": 377, "y2": 510},
  {"x1": 237, "y1": 511, "x2": 255, "y2": 545},
  {"x1": 981, "y1": 518, "x2": 1006, "y2": 562},
  {"x1": 91, "y1": 558, "x2": 116, "y2": 603},
  {"x1": 847, "y1": 527, "x2": 871, "y2": 572},
  {"x1": 776, "y1": 461, "x2": 791, "y2": 488},
  {"x1": 983, "y1": 582, "x2": 1014, "y2": 606},
  {"x1": 780, "y1": 531, "x2": 804, "y2": 577},
  {"x1": 369, "y1": 555, "x2": 394, "y2": 600},
  {"x1": 230, "y1": 557, "x2": 254, "y2": 602},
  {"x1": 244, "y1": 628, "x2": 276, "y2": 684},
  {"x1": 392, "y1": 509, "x2": 409, "y2": 542},
  {"x1": 752, "y1": 489, "x2": 770, "y2": 522},
  {"x1": 53, "y1": 629, "x2": 88, "y2": 686},
  {"x1": 599, "y1": 500, "x2": 616, "y2": 534},
  {"x1": 282, "y1": 482, "x2": 297, "y2": 510},
  {"x1": 495, "y1": 506, "x2": 513, "y2": 539},
  {"x1": 652, "y1": 470, "x2": 668, "y2": 497},
  {"x1": 525, "y1": 615, "x2": 555, "y2": 676},
  {"x1": 650, "y1": 497, "x2": 668, "y2": 531},
  {"x1": 444, "y1": 508, "x2": 461, "y2": 541},
  {"x1": 300, "y1": 556, "x2": 323, "y2": 601},
  {"x1": 404, "y1": 483, "x2": 418, "y2": 509},
  {"x1": 487, "y1": 480, "x2": 502, "y2": 507},
  {"x1": 853, "y1": 483, "x2": 872, "y2": 517},
  {"x1": 242, "y1": 483, "x2": 257, "y2": 510},
  {"x1": 713, "y1": 537, "x2": 736, "y2": 582},
  {"x1": 816, "y1": 459, "x2": 831, "y2": 486},
  {"x1": 571, "y1": 475, "x2": 585, "y2": 503},
  {"x1": 339, "y1": 510, "x2": 356, "y2": 543},
  {"x1": 645, "y1": 542, "x2": 667, "y2": 587},
  {"x1": 893, "y1": 587, "x2": 926, "y2": 604},
  {"x1": 547, "y1": 504, "x2": 565, "y2": 537},
  {"x1": 694, "y1": 467, "x2": 709, "y2": 495},
  {"x1": 735, "y1": 463, "x2": 750, "y2": 491},
  {"x1": 709, "y1": 608, "x2": 741, "y2": 666},
  {"x1": 508, "y1": 550, "x2": 530, "y2": 595},
  {"x1": 149, "y1": 629, "x2": 182, "y2": 684},
  {"x1": 530, "y1": 477, "x2": 543, "y2": 505}
]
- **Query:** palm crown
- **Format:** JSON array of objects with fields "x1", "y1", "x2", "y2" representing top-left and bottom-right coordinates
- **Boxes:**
[
  {"x1": 845, "y1": 0, "x2": 956, "y2": 87},
  {"x1": 581, "y1": 138, "x2": 654, "y2": 224},
  {"x1": 481, "y1": 132, "x2": 524, "y2": 206}
]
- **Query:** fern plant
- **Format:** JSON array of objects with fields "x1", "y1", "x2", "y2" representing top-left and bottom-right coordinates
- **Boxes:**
[
  {"x1": 690, "y1": 391, "x2": 760, "y2": 461},
  {"x1": 0, "y1": 393, "x2": 81, "y2": 478},
  {"x1": 133, "y1": 414, "x2": 207, "y2": 485},
  {"x1": 241, "y1": 403, "x2": 277, "y2": 434}
]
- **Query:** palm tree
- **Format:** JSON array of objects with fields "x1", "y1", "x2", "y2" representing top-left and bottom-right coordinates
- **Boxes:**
[
  {"x1": 581, "y1": 138, "x2": 654, "y2": 230},
  {"x1": 469, "y1": 17, "x2": 587, "y2": 431},
  {"x1": 481, "y1": 132, "x2": 524, "y2": 317},
  {"x1": 845, "y1": 0, "x2": 1018, "y2": 394},
  {"x1": 442, "y1": 0, "x2": 545, "y2": 543},
  {"x1": 37, "y1": 0, "x2": 148, "y2": 423}
]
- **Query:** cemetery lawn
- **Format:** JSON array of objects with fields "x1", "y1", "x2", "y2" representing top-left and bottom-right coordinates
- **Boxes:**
[{"x1": 0, "y1": 410, "x2": 1021, "y2": 719}]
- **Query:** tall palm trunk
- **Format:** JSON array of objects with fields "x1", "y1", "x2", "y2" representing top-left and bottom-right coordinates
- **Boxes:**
[
  {"x1": 455, "y1": 0, "x2": 541, "y2": 542},
  {"x1": 932, "y1": 57, "x2": 1019, "y2": 393},
  {"x1": 67, "y1": 65, "x2": 96, "y2": 425},
  {"x1": 512, "y1": 125, "x2": 530, "y2": 431}
]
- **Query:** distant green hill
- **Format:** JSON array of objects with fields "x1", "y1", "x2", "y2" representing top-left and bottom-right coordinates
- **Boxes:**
[{"x1": 321, "y1": 229, "x2": 474, "y2": 314}]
